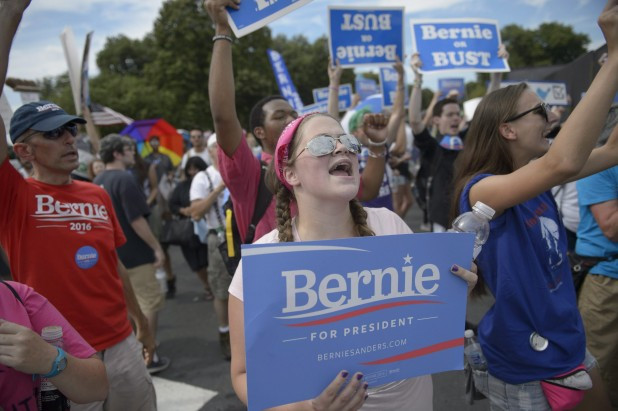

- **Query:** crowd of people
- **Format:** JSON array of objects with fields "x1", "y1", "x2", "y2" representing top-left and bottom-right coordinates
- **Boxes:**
[{"x1": 1, "y1": 0, "x2": 618, "y2": 409}]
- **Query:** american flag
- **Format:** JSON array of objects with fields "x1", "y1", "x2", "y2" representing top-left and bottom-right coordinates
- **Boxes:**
[{"x1": 90, "y1": 102, "x2": 133, "y2": 126}]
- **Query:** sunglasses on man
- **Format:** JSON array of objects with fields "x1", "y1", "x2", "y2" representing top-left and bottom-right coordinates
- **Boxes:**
[
  {"x1": 292, "y1": 134, "x2": 362, "y2": 162},
  {"x1": 505, "y1": 102, "x2": 549, "y2": 123},
  {"x1": 21, "y1": 123, "x2": 78, "y2": 142}
]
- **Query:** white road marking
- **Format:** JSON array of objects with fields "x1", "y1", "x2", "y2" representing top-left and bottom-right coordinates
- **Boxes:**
[{"x1": 152, "y1": 376, "x2": 218, "y2": 410}]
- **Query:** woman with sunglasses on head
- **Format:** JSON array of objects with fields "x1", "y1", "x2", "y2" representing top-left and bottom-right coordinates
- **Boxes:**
[
  {"x1": 227, "y1": 112, "x2": 477, "y2": 410},
  {"x1": 451, "y1": 2, "x2": 618, "y2": 410}
]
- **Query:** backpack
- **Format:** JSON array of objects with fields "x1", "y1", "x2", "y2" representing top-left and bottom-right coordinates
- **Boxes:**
[{"x1": 218, "y1": 162, "x2": 273, "y2": 276}]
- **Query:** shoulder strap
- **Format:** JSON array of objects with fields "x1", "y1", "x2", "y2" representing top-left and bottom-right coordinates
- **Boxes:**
[
  {"x1": 245, "y1": 162, "x2": 274, "y2": 244},
  {"x1": 1, "y1": 280, "x2": 25, "y2": 306}
]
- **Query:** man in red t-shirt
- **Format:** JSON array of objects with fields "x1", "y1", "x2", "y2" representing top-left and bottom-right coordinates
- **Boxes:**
[{"x1": 0, "y1": 2, "x2": 156, "y2": 409}]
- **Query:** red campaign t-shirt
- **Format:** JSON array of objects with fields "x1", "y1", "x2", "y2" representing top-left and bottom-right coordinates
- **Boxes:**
[
  {"x1": 0, "y1": 159, "x2": 132, "y2": 351},
  {"x1": 0, "y1": 281, "x2": 96, "y2": 410}
]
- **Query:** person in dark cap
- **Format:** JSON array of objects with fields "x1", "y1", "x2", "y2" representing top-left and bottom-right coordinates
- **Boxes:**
[{"x1": 0, "y1": 1, "x2": 157, "y2": 409}]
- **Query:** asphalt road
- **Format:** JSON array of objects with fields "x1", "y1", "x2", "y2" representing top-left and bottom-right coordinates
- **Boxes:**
[{"x1": 154, "y1": 203, "x2": 493, "y2": 410}]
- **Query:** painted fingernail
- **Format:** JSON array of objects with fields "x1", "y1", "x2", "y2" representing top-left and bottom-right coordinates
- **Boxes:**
[
  {"x1": 451, "y1": 264, "x2": 459, "y2": 272},
  {"x1": 365, "y1": 394, "x2": 369, "y2": 401},
  {"x1": 341, "y1": 371, "x2": 349, "y2": 378},
  {"x1": 356, "y1": 373, "x2": 364, "y2": 380},
  {"x1": 363, "y1": 382, "x2": 369, "y2": 390}
]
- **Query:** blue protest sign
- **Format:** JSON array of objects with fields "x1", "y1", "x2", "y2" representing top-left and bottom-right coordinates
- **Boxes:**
[
  {"x1": 242, "y1": 232, "x2": 474, "y2": 410},
  {"x1": 329, "y1": 7, "x2": 404, "y2": 68},
  {"x1": 312, "y1": 84, "x2": 353, "y2": 111},
  {"x1": 267, "y1": 49, "x2": 304, "y2": 110},
  {"x1": 299, "y1": 101, "x2": 328, "y2": 115},
  {"x1": 410, "y1": 19, "x2": 510, "y2": 73},
  {"x1": 438, "y1": 78, "x2": 466, "y2": 101},
  {"x1": 379, "y1": 67, "x2": 408, "y2": 108},
  {"x1": 227, "y1": 0, "x2": 315, "y2": 38},
  {"x1": 356, "y1": 77, "x2": 379, "y2": 100},
  {"x1": 501, "y1": 81, "x2": 568, "y2": 105}
]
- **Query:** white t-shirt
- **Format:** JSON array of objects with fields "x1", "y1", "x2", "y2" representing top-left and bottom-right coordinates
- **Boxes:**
[
  {"x1": 189, "y1": 166, "x2": 227, "y2": 231},
  {"x1": 181, "y1": 148, "x2": 212, "y2": 170},
  {"x1": 229, "y1": 206, "x2": 433, "y2": 410}
]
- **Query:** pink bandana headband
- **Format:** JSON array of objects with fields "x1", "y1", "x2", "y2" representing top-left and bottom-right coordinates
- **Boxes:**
[{"x1": 274, "y1": 113, "x2": 315, "y2": 191}]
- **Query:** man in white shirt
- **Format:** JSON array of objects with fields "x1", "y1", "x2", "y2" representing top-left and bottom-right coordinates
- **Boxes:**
[{"x1": 180, "y1": 129, "x2": 212, "y2": 170}]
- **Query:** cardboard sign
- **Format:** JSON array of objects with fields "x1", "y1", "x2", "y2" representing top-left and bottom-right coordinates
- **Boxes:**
[
  {"x1": 243, "y1": 232, "x2": 474, "y2": 410},
  {"x1": 379, "y1": 67, "x2": 408, "y2": 108},
  {"x1": 329, "y1": 7, "x2": 404, "y2": 67},
  {"x1": 355, "y1": 77, "x2": 379, "y2": 100},
  {"x1": 438, "y1": 78, "x2": 466, "y2": 100},
  {"x1": 227, "y1": 0, "x2": 315, "y2": 38},
  {"x1": 501, "y1": 81, "x2": 568, "y2": 106},
  {"x1": 267, "y1": 49, "x2": 304, "y2": 110},
  {"x1": 312, "y1": 84, "x2": 353, "y2": 111},
  {"x1": 410, "y1": 18, "x2": 510, "y2": 73}
]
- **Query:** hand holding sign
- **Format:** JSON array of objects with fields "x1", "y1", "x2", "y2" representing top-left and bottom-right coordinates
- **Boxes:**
[
  {"x1": 204, "y1": 0, "x2": 238, "y2": 33},
  {"x1": 599, "y1": 0, "x2": 618, "y2": 57}
]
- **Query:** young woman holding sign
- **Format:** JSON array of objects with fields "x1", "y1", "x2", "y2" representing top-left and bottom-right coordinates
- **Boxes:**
[
  {"x1": 227, "y1": 110, "x2": 477, "y2": 410},
  {"x1": 451, "y1": 1, "x2": 618, "y2": 409}
]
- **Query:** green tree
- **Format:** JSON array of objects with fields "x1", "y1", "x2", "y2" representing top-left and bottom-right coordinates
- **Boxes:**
[{"x1": 501, "y1": 23, "x2": 590, "y2": 69}]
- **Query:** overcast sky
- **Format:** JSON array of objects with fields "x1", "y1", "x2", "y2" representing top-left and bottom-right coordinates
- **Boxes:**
[{"x1": 3, "y1": 0, "x2": 606, "y2": 111}]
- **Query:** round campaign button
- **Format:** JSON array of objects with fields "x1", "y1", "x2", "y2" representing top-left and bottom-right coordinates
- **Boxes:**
[
  {"x1": 529, "y1": 332, "x2": 549, "y2": 351},
  {"x1": 75, "y1": 246, "x2": 99, "y2": 269}
]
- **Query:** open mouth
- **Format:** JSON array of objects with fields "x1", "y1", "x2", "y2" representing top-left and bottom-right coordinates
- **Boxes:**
[{"x1": 329, "y1": 159, "x2": 352, "y2": 176}]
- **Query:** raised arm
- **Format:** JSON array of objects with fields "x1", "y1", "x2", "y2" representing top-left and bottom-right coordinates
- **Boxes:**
[
  {"x1": 408, "y1": 54, "x2": 425, "y2": 135},
  {"x1": 385, "y1": 58, "x2": 405, "y2": 146},
  {"x1": 327, "y1": 58, "x2": 343, "y2": 120},
  {"x1": 421, "y1": 90, "x2": 441, "y2": 130},
  {"x1": 358, "y1": 114, "x2": 388, "y2": 201},
  {"x1": 486, "y1": 44, "x2": 509, "y2": 95},
  {"x1": 0, "y1": 0, "x2": 31, "y2": 164},
  {"x1": 205, "y1": 0, "x2": 244, "y2": 157},
  {"x1": 470, "y1": 0, "x2": 618, "y2": 215}
]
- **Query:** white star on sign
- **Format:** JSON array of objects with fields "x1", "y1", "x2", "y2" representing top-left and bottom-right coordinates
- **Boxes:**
[{"x1": 403, "y1": 254, "x2": 412, "y2": 264}]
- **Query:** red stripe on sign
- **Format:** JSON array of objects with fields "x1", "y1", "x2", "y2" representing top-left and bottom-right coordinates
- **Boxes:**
[
  {"x1": 361, "y1": 338, "x2": 464, "y2": 365},
  {"x1": 286, "y1": 300, "x2": 442, "y2": 327}
]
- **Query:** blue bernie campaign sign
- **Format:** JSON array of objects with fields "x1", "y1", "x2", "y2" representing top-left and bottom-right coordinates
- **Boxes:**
[
  {"x1": 299, "y1": 101, "x2": 328, "y2": 115},
  {"x1": 356, "y1": 77, "x2": 379, "y2": 100},
  {"x1": 267, "y1": 49, "x2": 304, "y2": 110},
  {"x1": 501, "y1": 81, "x2": 569, "y2": 106},
  {"x1": 227, "y1": 0, "x2": 315, "y2": 38},
  {"x1": 410, "y1": 18, "x2": 510, "y2": 73},
  {"x1": 438, "y1": 78, "x2": 466, "y2": 100},
  {"x1": 242, "y1": 232, "x2": 474, "y2": 410},
  {"x1": 329, "y1": 7, "x2": 404, "y2": 68},
  {"x1": 379, "y1": 67, "x2": 409, "y2": 108},
  {"x1": 312, "y1": 84, "x2": 353, "y2": 111}
]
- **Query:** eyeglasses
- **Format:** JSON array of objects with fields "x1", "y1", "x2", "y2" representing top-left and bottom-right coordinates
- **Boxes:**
[
  {"x1": 291, "y1": 134, "x2": 362, "y2": 161},
  {"x1": 21, "y1": 123, "x2": 78, "y2": 142},
  {"x1": 505, "y1": 102, "x2": 549, "y2": 123}
]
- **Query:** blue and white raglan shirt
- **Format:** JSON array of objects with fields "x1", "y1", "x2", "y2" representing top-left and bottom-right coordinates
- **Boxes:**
[{"x1": 358, "y1": 147, "x2": 394, "y2": 210}]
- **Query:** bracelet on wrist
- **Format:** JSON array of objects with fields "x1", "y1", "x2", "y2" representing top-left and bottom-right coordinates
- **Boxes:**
[
  {"x1": 367, "y1": 147, "x2": 388, "y2": 158},
  {"x1": 212, "y1": 34, "x2": 233, "y2": 44},
  {"x1": 366, "y1": 139, "x2": 387, "y2": 147},
  {"x1": 329, "y1": 86, "x2": 339, "y2": 91}
]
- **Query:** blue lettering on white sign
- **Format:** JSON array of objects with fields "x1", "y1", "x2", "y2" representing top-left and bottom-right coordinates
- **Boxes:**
[
  {"x1": 410, "y1": 19, "x2": 509, "y2": 73},
  {"x1": 329, "y1": 7, "x2": 404, "y2": 67},
  {"x1": 75, "y1": 246, "x2": 99, "y2": 269},
  {"x1": 242, "y1": 233, "x2": 474, "y2": 410},
  {"x1": 267, "y1": 49, "x2": 304, "y2": 110}
]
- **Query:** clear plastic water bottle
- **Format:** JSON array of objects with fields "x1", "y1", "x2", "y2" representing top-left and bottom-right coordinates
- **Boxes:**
[
  {"x1": 452, "y1": 201, "x2": 495, "y2": 259},
  {"x1": 39, "y1": 326, "x2": 70, "y2": 410},
  {"x1": 464, "y1": 329, "x2": 487, "y2": 371}
]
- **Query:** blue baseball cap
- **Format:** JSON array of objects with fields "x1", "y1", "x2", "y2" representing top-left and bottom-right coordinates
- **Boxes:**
[{"x1": 9, "y1": 101, "x2": 86, "y2": 143}]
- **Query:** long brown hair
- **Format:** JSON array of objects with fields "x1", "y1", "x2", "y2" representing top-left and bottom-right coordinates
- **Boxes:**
[
  {"x1": 450, "y1": 83, "x2": 528, "y2": 297},
  {"x1": 265, "y1": 113, "x2": 375, "y2": 243}
]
